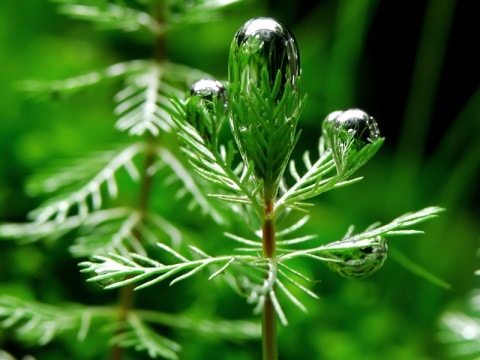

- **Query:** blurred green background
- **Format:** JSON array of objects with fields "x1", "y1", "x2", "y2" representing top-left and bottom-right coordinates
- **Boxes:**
[{"x1": 0, "y1": 0, "x2": 478, "y2": 359}]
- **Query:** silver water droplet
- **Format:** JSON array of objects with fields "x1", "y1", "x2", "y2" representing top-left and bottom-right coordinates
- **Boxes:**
[
  {"x1": 228, "y1": 17, "x2": 300, "y2": 96},
  {"x1": 322, "y1": 108, "x2": 380, "y2": 173},
  {"x1": 325, "y1": 236, "x2": 388, "y2": 279},
  {"x1": 187, "y1": 79, "x2": 228, "y2": 143},
  {"x1": 189, "y1": 79, "x2": 228, "y2": 105}
]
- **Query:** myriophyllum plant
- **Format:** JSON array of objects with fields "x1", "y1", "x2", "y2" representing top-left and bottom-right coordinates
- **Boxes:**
[{"x1": 77, "y1": 17, "x2": 444, "y2": 360}]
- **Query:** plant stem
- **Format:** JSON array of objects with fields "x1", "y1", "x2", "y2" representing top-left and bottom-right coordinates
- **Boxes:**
[
  {"x1": 110, "y1": 141, "x2": 157, "y2": 360},
  {"x1": 262, "y1": 198, "x2": 277, "y2": 360},
  {"x1": 111, "y1": 1, "x2": 166, "y2": 357},
  {"x1": 110, "y1": 284, "x2": 135, "y2": 360},
  {"x1": 262, "y1": 295, "x2": 277, "y2": 360},
  {"x1": 262, "y1": 199, "x2": 275, "y2": 258}
]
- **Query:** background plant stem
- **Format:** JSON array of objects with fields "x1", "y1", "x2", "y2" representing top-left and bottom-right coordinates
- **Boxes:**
[
  {"x1": 110, "y1": 2, "x2": 166, "y2": 357},
  {"x1": 110, "y1": 142, "x2": 157, "y2": 360}
]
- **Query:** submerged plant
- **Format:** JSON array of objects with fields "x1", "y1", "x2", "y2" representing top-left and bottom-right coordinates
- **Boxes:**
[{"x1": 0, "y1": 6, "x2": 445, "y2": 360}]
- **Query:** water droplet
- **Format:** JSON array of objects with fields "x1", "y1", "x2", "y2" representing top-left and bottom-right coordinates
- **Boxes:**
[
  {"x1": 325, "y1": 236, "x2": 388, "y2": 279},
  {"x1": 322, "y1": 108, "x2": 380, "y2": 173},
  {"x1": 187, "y1": 79, "x2": 227, "y2": 143},
  {"x1": 189, "y1": 79, "x2": 228, "y2": 105},
  {"x1": 228, "y1": 17, "x2": 300, "y2": 95}
]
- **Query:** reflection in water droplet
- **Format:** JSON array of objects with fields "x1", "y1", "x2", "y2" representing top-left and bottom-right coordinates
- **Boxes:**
[
  {"x1": 322, "y1": 108, "x2": 380, "y2": 173},
  {"x1": 228, "y1": 17, "x2": 300, "y2": 96},
  {"x1": 325, "y1": 236, "x2": 388, "y2": 279}
]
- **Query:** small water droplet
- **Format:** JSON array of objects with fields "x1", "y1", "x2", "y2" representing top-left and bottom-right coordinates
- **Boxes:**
[
  {"x1": 189, "y1": 79, "x2": 227, "y2": 105},
  {"x1": 325, "y1": 236, "x2": 388, "y2": 279},
  {"x1": 187, "y1": 79, "x2": 227, "y2": 143},
  {"x1": 322, "y1": 108, "x2": 380, "y2": 173},
  {"x1": 228, "y1": 17, "x2": 300, "y2": 95}
]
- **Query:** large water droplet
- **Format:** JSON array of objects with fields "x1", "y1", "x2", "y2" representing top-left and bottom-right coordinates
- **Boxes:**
[
  {"x1": 322, "y1": 108, "x2": 380, "y2": 173},
  {"x1": 325, "y1": 236, "x2": 388, "y2": 279},
  {"x1": 187, "y1": 79, "x2": 227, "y2": 143},
  {"x1": 228, "y1": 17, "x2": 300, "y2": 95}
]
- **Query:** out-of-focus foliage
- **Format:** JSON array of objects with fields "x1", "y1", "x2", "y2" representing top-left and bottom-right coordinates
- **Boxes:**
[
  {"x1": 0, "y1": 0, "x2": 478, "y2": 359},
  {"x1": 439, "y1": 289, "x2": 480, "y2": 359}
]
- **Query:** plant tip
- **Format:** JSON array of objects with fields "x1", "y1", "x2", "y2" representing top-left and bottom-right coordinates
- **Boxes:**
[
  {"x1": 228, "y1": 17, "x2": 300, "y2": 95},
  {"x1": 322, "y1": 108, "x2": 381, "y2": 173},
  {"x1": 189, "y1": 79, "x2": 228, "y2": 105},
  {"x1": 326, "y1": 236, "x2": 388, "y2": 279},
  {"x1": 187, "y1": 78, "x2": 228, "y2": 143}
]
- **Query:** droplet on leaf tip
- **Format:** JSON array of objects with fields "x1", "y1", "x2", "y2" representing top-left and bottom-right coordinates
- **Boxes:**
[
  {"x1": 323, "y1": 109, "x2": 380, "y2": 144},
  {"x1": 186, "y1": 79, "x2": 227, "y2": 144},
  {"x1": 228, "y1": 17, "x2": 300, "y2": 94},
  {"x1": 322, "y1": 108, "x2": 380, "y2": 172},
  {"x1": 325, "y1": 236, "x2": 388, "y2": 279},
  {"x1": 189, "y1": 79, "x2": 227, "y2": 105}
]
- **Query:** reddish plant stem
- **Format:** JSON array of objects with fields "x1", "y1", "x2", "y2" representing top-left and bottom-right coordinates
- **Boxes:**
[
  {"x1": 262, "y1": 199, "x2": 275, "y2": 258},
  {"x1": 262, "y1": 198, "x2": 277, "y2": 360},
  {"x1": 262, "y1": 295, "x2": 277, "y2": 360}
]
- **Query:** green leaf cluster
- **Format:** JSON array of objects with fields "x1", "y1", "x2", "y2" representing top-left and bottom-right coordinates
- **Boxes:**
[{"x1": 229, "y1": 70, "x2": 305, "y2": 200}]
